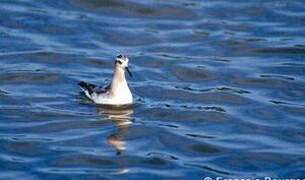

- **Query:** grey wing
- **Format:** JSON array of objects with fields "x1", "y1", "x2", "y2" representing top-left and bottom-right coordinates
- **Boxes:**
[
  {"x1": 78, "y1": 81, "x2": 108, "y2": 95},
  {"x1": 94, "y1": 83, "x2": 111, "y2": 94}
]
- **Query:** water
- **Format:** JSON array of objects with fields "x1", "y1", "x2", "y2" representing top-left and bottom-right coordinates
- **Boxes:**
[{"x1": 1, "y1": 0, "x2": 305, "y2": 179}]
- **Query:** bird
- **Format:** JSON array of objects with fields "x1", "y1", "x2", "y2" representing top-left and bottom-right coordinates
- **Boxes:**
[{"x1": 78, "y1": 55, "x2": 133, "y2": 106}]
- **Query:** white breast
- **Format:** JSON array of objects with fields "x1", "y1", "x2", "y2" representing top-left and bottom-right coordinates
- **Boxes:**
[{"x1": 92, "y1": 83, "x2": 133, "y2": 105}]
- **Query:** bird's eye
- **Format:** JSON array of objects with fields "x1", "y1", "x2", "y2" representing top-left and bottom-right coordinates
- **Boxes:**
[{"x1": 117, "y1": 54, "x2": 123, "y2": 58}]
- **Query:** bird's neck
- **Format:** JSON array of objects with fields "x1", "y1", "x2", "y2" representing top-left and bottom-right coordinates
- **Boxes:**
[{"x1": 111, "y1": 67, "x2": 128, "y2": 93}]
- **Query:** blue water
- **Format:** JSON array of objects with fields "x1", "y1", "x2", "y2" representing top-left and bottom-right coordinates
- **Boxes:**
[{"x1": 0, "y1": 0, "x2": 305, "y2": 179}]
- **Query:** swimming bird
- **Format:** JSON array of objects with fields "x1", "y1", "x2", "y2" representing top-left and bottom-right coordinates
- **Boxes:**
[{"x1": 78, "y1": 55, "x2": 133, "y2": 106}]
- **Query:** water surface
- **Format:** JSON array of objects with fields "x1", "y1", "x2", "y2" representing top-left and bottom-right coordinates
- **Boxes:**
[{"x1": 1, "y1": 0, "x2": 305, "y2": 179}]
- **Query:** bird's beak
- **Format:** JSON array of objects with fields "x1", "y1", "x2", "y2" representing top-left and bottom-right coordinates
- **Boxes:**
[{"x1": 125, "y1": 67, "x2": 132, "y2": 77}]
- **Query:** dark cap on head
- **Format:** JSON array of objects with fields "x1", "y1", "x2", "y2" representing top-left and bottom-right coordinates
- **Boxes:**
[{"x1": 117, "y1": 54, "x2": 123, "y2": 58}]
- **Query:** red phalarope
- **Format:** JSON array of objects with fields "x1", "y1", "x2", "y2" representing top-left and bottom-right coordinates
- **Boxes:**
[{"x1": 78, "y1": 55, "x2": 133, "y2": 106}]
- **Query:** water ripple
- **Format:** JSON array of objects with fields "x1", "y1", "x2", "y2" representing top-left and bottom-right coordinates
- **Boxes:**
[{"x1": 0, "y1": 0, "x2": 305, "y2": 178}]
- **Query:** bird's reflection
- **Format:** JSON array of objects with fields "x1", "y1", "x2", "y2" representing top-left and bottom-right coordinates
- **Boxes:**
[{"x1": 96, "y1": 105, "x2": 133, "y2": 155}]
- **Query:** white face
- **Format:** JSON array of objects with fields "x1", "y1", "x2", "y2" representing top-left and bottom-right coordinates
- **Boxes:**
[{"x1": 115, "y1": 55, "x2": 129, "y2": 68}]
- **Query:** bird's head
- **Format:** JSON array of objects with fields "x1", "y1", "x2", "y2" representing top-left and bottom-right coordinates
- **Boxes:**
[{"x1": 115, "y1": 54, "x2": 132, "y2": 77}]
